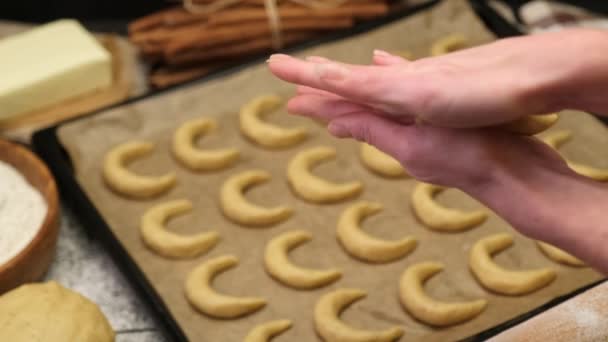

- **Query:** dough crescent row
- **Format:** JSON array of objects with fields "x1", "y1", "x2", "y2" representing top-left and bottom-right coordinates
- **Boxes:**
[
  {"x1": 140, "y1": 199, "x2": 219, "y2": 259},
  {"x1": 469, "y1": 233, "x2": 556, "y2": 295},
  {"x1": 172, "y1": 117, "x2": 239, "y2": 171},
  {"x1": 541, "y1": 130, "x2": 608, "y2": 181},
  {"x1": 244, "y1": 320, "x2": 293, "y2": 342},
  {"x1": 287, "y1": 146, "x2": 363, "y2": 203},
  {"x1": 185, "y1": 255, "x2": 267, "y2": 319},
  {"x1": 239, "y1": 94, "x2": 307, "y2": 148},
  {"x1": 220, "y1": 169, "x2": 293, "y2": 227},
  {"x1": 411, "y1": 182, "x2": 487, "y2": 232},
  {"x1": 337, "y1": 201, "x2": 417, "y2": 263},
  {"x1": 264, "y1": 230, "x2": 341, "y2": 289},
  {"x1": 103, "y1": 141, "x2": 176, "y2": 198},
  {"x1": 399, "y1": 261, "x2": 487, "y2": 326},
  {"x1": 359, "y1": 143, "x2": 408, "y2": 178},
  {"x1": 314, "y1": 288, "x2": 404, "y2": 342}
]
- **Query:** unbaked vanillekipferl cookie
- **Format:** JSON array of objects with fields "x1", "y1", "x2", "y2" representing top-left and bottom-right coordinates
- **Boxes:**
[
  {"x1": 172, "y1": 117, "x2": 239, "y2": 171},
  {"x1": 469, "y1": 233, "x2": 557, "y2": 295},
  {"x1": 239, "y1": 94, "x2": 307, "y2": 148},
  {"x1": 103, "y1": 140, "x2": 176, "y2": 198},
  {"x1": 264, "y1": 230, "x2": 341, "y2": 289},
  {"x1": 287, "y1": 146, "x2": 363, "y2": 203},
  {"x1": 185, "y1": 255, "x2": 267, "y2": 319},
  {"x1": 140, "y1": 199, "x2": 219, "y2": 259}
]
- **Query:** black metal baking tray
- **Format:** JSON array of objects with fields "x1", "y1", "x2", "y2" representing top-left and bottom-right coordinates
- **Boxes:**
[{"x1": 32, "y1": 1, "x2": 606, "y2": 340}]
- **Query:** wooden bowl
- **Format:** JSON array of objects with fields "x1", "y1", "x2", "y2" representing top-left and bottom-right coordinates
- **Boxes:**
[{"x1": 0, "y1": 139, "x2": 60, "y2": 294}]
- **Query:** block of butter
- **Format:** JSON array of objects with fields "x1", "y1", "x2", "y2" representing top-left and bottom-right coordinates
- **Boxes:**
[{"x1": 0, "y1": 19, "x2": 112, "y2": 120}]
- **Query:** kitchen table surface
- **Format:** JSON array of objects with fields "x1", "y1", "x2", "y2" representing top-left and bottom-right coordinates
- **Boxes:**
[{"x1": 45, "y1": 203, "x2": 165, "y2": 342}]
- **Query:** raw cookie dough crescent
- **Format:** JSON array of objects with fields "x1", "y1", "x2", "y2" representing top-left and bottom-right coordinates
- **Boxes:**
[
  {"x1": 469, "y1": 233, "x2": 557, "y2": 295},
  {"x1": 185, "y1": 255, "x2": 266, "y2": 319},
  {"x1": 430, "y1": 33, "x2": 468, "y2": 56},
  {"x1": 411, "y1": 182, "x2": 487, "y2": 232},
  {"x1": 240, "y1": 94, "x2": 307, "y2": 148},
  {"x1": 500, "y1": 113, "x2": 559, "y2": 135},
  {"x1": 337, "y1": 201, "x2": 417, "y2": 263},
  {"x1": 399, "y1": 261, "x2": 487, "y2": 326},
  {"x1": 287, "y1": 146, "x2": 363, "y2": 203},
  {"x1": 140, "y1": 199, "x2": 219, "y2": 259},
  {"x1": 244, "y1": 319, "x2": 293, "y2": 342},
  {"x1": 359, "y1": 143, "x2": 408, "y2": 178},
  {"x1": 541, "y1": 130, "x2": 608, "y2": 181},
  {"x1": 103, "y1": 141, "x2": 176, "y2": 198},
  {"x1": 172, "y1": 117, "x2": 239, "y2": 171},
  {"x1": 536, "y1": 241, "x2": 585, "y2": 267},
  {"x1": 265, "y1": 230, "x2": 341, "y2": 289},
  {"x1": 220, "y1": 170, "x2": 293, "y2": 227},
  {"x1": 314, "y1": 288, "x2": 404, "y2": 342}
]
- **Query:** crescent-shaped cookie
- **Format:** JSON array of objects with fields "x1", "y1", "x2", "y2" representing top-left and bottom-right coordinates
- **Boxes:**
[
  {"x1": 140, "y1": 199, "x2": 219, "y2": 259},
  {"x1": 469, "y1": 233, "x2": 557, "y2": 295},
  {"x1": 220, "y1": 170, "x2": 293, "y2": 227},
  {"x1": 185, "y1": 255, "x2": 267, "y2": 318},
  {"x1": 541, "y1": 130, "x2": 608, "y2": 181},
  {"x1": 287, "y1": 146, "x2": 363, "y2": 203},
  {"x1": 244, "y1": 319, "x2": 293, "y2": 342},
  {"x1": 103, "y1": 141, "x2": 176, "y2": 198},
  {"x1": 172, "y1": 117, "x2": 239, "y2": 171},
  {"x1": 240, "y1": 94, "x2": 307, "y2": 148},
  {"x1": 314, "y1": 288, "x2": 404, "y2": 342},
  {"x1": 537, "y1": 241, "x2": 585, "y2": 267},
  {"x1": 337, "y1": 201, "x2": 417, "y2": 263},
  {"x1": 359, "y1": 143, "x2": 408, "y2": 178},
  {"x1": 430, "y1": 33, "x2": 468, "y2": 56},
  {"x1": 399, "y1": 261, "x2": 487, "y2": 326},
  {"x1": 500, "y1": 113, "x2": 559, "y2": 135},
  {"x1": 411, "y1": 182, "x2": 487, "y2": 232},
  {"x1": 264, "y1": 230, "x2": 341, "y2": 290}
]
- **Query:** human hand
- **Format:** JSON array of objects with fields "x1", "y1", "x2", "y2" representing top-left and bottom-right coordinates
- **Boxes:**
[{"x1": 268, "y1": 29, "x2": 608, "y2": 128}]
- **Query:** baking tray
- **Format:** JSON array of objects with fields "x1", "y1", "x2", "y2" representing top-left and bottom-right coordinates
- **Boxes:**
[{"x1": 32, "y1": 1, "x2": 606, "y2": 341}]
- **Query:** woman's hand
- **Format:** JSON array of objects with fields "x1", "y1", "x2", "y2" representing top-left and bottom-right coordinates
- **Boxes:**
[{"x1": 268, "y1": 29, "x2": 608, "y2": 128}]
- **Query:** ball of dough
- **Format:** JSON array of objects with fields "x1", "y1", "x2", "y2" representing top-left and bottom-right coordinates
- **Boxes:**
[{"x1": 0, "y1": 281, "x2": 115, "y2": 342}]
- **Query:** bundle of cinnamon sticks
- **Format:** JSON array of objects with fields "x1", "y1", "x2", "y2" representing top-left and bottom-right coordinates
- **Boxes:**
[{"x1": 128, "y1": 0, "x2": 390, "y2": 88}]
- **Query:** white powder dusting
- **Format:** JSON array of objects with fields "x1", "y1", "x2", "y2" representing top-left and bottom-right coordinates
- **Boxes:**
[{"x1": 0, "y1": 160, "x2": 48, "y2": 265}]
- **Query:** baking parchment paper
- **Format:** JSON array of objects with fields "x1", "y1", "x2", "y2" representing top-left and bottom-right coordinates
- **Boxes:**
[{"x1": 56, "y1": 1, "x2": 604, "y2": 340}]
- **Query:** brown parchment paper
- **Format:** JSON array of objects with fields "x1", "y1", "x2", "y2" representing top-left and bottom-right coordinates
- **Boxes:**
[{"x1": 56, "y1": 1, "x2": 604, "y2": 341}]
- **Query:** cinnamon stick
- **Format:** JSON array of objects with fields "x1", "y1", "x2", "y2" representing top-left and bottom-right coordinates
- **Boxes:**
[
  {"x1": 128, "y1": 7, "x2": 191, "y2": 34},
  {"x1": 165, "y1": 17, "x2": 353, "y2": 58},
  {"x1": 150, "y1": 63, "x2": 226, "y2": 88},
  {"x1": 166, "y1": 32, "x2": 314, "y2": 66},
  {"x1": 207, "y1": 1, "x2": 388, "y2": 26}
]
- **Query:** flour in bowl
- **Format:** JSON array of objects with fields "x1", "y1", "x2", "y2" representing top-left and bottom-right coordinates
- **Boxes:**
[{"x1": 0, "y1": 160, "x2": 48, "y2": 266}]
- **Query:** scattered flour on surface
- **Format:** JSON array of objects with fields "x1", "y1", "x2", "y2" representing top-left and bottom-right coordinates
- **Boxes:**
[{"x1": 0, "y1": 161, "x2": 47, "y2": 265}]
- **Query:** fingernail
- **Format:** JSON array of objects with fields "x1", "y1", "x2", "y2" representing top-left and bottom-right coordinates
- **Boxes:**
[
  {"x1": 306, "y1": 56, "x2": 330, "y2": 63},
  {"x1": 315, "y1": 62, "x2": 348, "y2": 81},
  {"x1": 373, "y1": 49, "x2": 392, "y2": 57},
  {"x1": 266, "y1": 53, "x2": 289, "y2": 63},
  {"x1": 328, "y1": 122, "x2": 350, "y2": 138}
]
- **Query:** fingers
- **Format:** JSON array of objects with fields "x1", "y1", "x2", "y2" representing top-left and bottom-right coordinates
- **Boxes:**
[
  {"x1": 288, "y1": 94, "x2": 380, "y2": 121},
  {"x1": 268, "y1": 54, "x2": 400, "y2": 104},
  {"x1": 326, "y1": 112, "x2": 414, "y2": 164},
  {"x1": 372, "y1": 49, "x2": 409, "y2": 66},
  {"x1": 296, "y1": 85, "x2": 342, "y2": 100}
]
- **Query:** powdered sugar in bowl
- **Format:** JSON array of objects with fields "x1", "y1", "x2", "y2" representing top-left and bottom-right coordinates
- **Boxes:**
[{"x1": 0, "y1": 139, "x2": 59, "y2": 294}]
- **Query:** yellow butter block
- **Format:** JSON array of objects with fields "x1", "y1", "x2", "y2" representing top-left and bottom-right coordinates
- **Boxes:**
[{"x1": 0, "y1": 19, "x2": 112, "y2": 120}]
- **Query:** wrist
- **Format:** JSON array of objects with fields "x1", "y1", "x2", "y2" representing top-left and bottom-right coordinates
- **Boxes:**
[{"x1": 526, "y1": 29, "x2": 608, "y2": 114}]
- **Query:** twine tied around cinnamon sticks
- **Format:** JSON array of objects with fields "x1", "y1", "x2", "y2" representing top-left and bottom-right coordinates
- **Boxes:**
[{"x1": 183, "y1": 0, "x2": 348, "y2": 49}]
